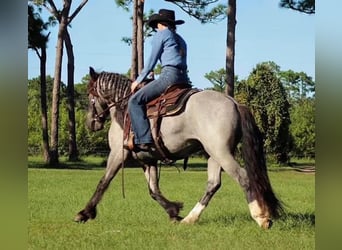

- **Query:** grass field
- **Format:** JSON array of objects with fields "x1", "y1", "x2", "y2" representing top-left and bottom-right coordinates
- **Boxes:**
[{"x1": 28, "y1": 158, "x2": 315, "y2": 249}]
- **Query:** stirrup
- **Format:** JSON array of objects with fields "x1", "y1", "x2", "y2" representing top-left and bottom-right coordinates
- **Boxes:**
[{"x1": 133, "y1": 143, "x2": 155, "y2": 153}]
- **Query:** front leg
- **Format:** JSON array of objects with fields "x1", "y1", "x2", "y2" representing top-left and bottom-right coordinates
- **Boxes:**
[
  {"x1": 143, "y1": 163, "x2": 183, "y2": 222},
  {"x1": 74, "y1": 150, "x2": 127, "y2": 223}
]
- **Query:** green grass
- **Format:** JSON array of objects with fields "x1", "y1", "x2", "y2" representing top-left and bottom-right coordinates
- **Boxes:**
[{"x1": 28, "y1": 158, "x2": 315, "y2": 249}]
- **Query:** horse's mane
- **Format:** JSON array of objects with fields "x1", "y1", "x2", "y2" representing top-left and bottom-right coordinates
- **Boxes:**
[{"x1": 94, "y1": 71, "x2": 132, "y2": 104}]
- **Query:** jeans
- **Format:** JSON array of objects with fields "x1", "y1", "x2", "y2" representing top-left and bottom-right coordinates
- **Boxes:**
[{"x1": 128, "y1": 66, "x2": 188, "y2": 144}]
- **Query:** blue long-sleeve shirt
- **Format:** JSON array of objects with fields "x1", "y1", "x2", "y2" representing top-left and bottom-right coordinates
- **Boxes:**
[{"x1": 136, "y1": 28, "x2": 187, "y2": 83}]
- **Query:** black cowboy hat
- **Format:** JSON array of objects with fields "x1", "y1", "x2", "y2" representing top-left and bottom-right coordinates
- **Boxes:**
[{"x1": 147, "y1": 9, "x2": 185, "y2": 29}]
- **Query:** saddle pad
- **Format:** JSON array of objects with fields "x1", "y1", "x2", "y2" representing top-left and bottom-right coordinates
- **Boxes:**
[{"x1": 146, "y1": 85, "x2": 201, "y2": 118}]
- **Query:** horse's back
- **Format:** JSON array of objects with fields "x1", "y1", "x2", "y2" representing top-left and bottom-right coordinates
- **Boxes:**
[
  {"x1": 161, "y1": 90, "x2": 240, "y2": 153},
  {"x1": 186, "y1": 90, "x2": 240, "y2": 126}
]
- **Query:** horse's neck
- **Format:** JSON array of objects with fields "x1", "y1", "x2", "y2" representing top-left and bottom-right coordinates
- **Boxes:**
[{"x1": 110, "y1": 107, "x2": 126, "y2": 130}]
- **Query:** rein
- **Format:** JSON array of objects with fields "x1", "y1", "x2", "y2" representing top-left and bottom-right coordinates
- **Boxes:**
[
  {"x1": 89, "y1": 77, "x2": 151, "y2": 122},
  {"x1": 91, "y1": 92, "x2": 132, "y2": 122},
  {"x1": 88, "y1": 77, "x2": 148, "y2": 199},
  {"x1": 89, "y1": 86, "x2": 131, "y2": 199}
]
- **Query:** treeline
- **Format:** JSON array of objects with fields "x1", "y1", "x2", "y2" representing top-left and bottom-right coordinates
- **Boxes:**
[
  {"x1": 28, "y1": 75, "x2": 110, "y2": 157},
  {"x1": 206, "y1": 61, "x2": 315, "y2": 162},
  {"x1": 28, "y1": 61, "x2": 314, "y2": 164}
]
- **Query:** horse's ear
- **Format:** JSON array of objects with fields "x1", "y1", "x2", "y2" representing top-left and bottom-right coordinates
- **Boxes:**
[{"x1": 89, "y1": 66, "x2": 98, "y2": 81}]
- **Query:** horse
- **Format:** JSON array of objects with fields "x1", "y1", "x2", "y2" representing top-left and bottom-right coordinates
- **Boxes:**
[{"x1": 74, "y1": 67, "x2": 283, "y2": 229}]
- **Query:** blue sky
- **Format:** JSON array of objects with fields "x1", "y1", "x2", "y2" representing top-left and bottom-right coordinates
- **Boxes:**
[{"x1": 28, "y1": 0, "x2": 314, "y2": 90}]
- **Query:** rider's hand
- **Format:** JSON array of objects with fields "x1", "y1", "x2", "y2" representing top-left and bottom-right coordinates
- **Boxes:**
[
  {"x1": 148, "y1": 71, "x2": 154, "y2": 80},
  {"x1": 131, "y1": 81, "x2": 139, "y2": 93}
]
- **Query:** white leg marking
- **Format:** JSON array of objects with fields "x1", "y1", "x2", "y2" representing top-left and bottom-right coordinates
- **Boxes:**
[
  {"x1": 181, "y1": 202, "x2": 206, "y2": 224},
  {"x1": 248, "y1": 200, "x2": 271, "y2": 229}
]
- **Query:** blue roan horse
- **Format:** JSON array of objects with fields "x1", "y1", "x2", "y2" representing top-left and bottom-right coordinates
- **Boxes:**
[{"x1": 74, "y1": 67, "x2": 283, "y2": 228}]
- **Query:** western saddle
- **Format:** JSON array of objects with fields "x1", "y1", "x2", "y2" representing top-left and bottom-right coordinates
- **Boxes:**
[{"x1": 124, "y1": 83, "x2": 201, "y2": 163}]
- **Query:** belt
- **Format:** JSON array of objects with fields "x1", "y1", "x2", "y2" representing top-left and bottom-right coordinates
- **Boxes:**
[{"x1": 163, "y1": 65, "x2": 186, "y2": 71}]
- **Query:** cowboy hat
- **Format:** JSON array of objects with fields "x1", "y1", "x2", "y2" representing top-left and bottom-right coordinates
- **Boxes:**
[{"x1": 147, "y1": 9, "x2": 185, "y2": 29}]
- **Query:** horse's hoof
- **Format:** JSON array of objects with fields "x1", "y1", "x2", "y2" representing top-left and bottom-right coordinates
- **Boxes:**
[
  {"x1": 170, "y1": 216, "x2": 183, "y2": 223},
  {"x1": 74, "y1": 208, "x2": 96, "y2": 223},
  {"x1": 180, "y1": 217, "x2": 196, "y2": 224},
  {"x1": 74, "y1": 212, "x2": 89, "y2": 223},
  {"x1": 74, "y1": 211, "x2": 89, "y2": 223},
  {"x1": 166, "y1": 202, "x2": 184, "y2": 219},
  {"x1": 261, "y1": 219, "x2": 273, "y2": 229}
]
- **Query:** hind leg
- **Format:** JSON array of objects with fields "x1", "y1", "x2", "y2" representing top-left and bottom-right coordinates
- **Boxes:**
[
  {"x1": 214, "y1": 152, "x2": 271, "y2": 228},
  {"x1": 181, "y1": 157, "x2": 222, "y2": 224},
  {"x1": 143, "y1": 163, "x2": 183, "y2": 222}
]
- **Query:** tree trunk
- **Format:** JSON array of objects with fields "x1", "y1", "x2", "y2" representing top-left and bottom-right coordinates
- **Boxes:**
[
  {"x1": 130, "y1": 0, "x2": 138, "y2": 80},
  {"x1": 225, "y1": 0, "x2": 236, "y2": 97},
  {"x1": 137, "y1": 0, "x2": 144, "y2": 73},
  {"x1": 40, "y1": 43, "x2": 51, "y2": 164},
  {"x1": 50, "y1": 5, "x2": 70, "y2": 166},
  {"x1": 64, "y1": 29, "x2": 78, "y2": 161}
]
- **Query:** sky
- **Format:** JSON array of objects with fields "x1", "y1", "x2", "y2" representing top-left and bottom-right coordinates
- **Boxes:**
[{"x1": 27, "y1": 0, "x2": 315, "y2": 90}]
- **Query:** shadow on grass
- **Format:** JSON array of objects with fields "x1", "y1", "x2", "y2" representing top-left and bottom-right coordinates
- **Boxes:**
[
  {"x1": 279, "y1": 212, "x2": 315, "y2": 227},
  {"x1": 204, "y1": 213, "x2": 252, "y2": 226},
  {"x1": 174, "y1": 161, "x2": 207, "y2": 171},
  {"x1": 28, "y1": 157, "x2": 209, "y2": 171},
  {"x1": 28, "y1": 156, "x2": 315, "y2": 174},
  {"x1": 198, "y1": 211, "x2": 315, "y2": 228},
  {"x1": 28, "y1": 158, "x2": 107, "y2": 170},
  {"x1": 288, "y1": 160, "x2": 315, "y2": 167}
]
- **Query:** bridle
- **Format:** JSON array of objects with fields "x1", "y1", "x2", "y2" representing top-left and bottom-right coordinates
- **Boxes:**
[
  {"x1": 89, "y1": 87, "x2": 132, "y2": 123},
  {"x1": 90, "y1": 96, "x2": 109, "y2": 123}
]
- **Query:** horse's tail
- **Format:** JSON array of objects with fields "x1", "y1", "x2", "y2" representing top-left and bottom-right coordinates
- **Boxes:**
[{"x1": 237, "y1": 104, "x2": 284, "y2": 219}]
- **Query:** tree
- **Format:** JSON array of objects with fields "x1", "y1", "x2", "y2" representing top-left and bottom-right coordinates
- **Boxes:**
[
  {"x1": 204, "y1": 68, "x2": 227, "y2": 93},
  {"x1": 225, "y1": 0, "x2": 236, "y2": 97},
  {"x1": 28, "y1": 76, "x2": 64, "y2": 155},
  {"x1": 31, "y1": 0, "x2": 70, "y2": 165},
  {"x1": 28, "y1": 75, "x2": 110, "y2": 157},
  {"x1": 279, "y1": 70, "x2": 315, "y2": 159},
  {"x1": 130, "y1": 0, "x2": 139, "y2": 79},
  {"x1": 205, "y1": 68, "x2": 238, "y2": 93},
  {"x1": 165, "y1": 0, "x2": 226, "y2": 23},
  {"x1": 279, "y1": 0, "x2": 315, "y2": 14},
  {"x1": 235, "y1": 62, "x2": 291, "y2": 164},
  {"x1": 289, "y1": 98, "x2": 315, "y2": 158},
  {"x1": 279, "y1": 70, "x2": 315, "y2": 101},
  {"x1": 137, "y1": 0, "x2": 145, "y2": 74},
  {"x1": 28, "y1": 4, "x2": 51, "y2": 163},
  {"x1": 64, "y1": 30, "x2": 78, "y2": 161},
  {"x1": 31, "y1": 0, "x2": 89, "y2": 165},
  {"x1": 116, "y1": 0, "x2": 145, "y2": 79},
  {"x1": 234, "y1": 65, "x2": 315, "y2": 161},
  {"x1": 28, "y1": 77, "x2": 47, "y2": 156}
]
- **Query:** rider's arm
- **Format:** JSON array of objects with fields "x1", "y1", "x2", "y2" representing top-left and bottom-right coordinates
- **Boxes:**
[{"x1": 135, "y1": 31, "x2": 163, "y2": 84}]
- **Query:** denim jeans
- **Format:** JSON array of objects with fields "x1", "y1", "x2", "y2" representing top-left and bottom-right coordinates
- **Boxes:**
[{"x1": 128, "y1": 66, "x2": 188, "y2": 144}]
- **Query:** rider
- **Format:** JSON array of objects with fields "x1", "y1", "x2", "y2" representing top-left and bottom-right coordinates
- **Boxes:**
[{"x1": 127, "y1": 9, "x2": 189, "y2": 152}]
